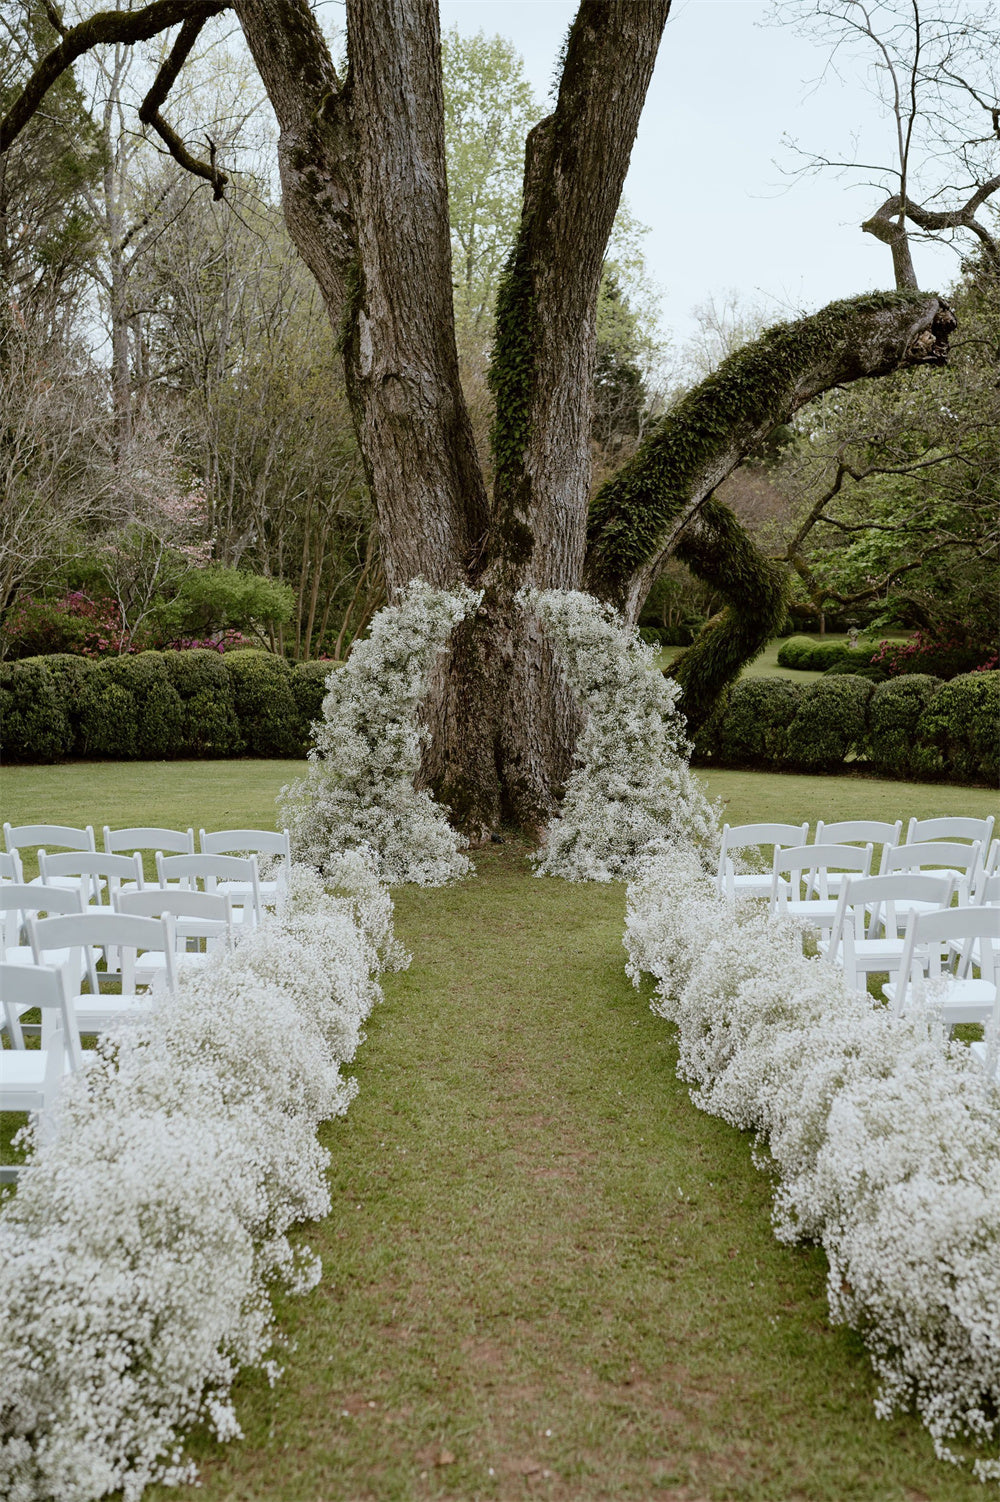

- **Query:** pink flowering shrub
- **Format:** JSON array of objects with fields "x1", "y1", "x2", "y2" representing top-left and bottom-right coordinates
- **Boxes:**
[
  {"x1": 0, "y1": 593, "x2": 136, "y2": 659},
  {"x1": 871, "y1": 631, "x2": 996, "y2": 681}
]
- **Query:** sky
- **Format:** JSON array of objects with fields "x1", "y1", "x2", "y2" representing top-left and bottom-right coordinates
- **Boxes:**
[{"x1": 437, "y1": 0, "x2": 963, "y2": 347}]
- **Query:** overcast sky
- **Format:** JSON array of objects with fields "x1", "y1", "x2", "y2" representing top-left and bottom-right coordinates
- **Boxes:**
[{"x1": 438, "y1": 0, "x2": 962, "y2": 346}]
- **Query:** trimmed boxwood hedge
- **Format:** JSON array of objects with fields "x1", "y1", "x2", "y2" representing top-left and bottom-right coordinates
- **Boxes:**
[
  {"x1": 866, "y1": 674, "x2": 944, "y2": 780},
  {"x1": 690, "y1": 668, "x2": 996, "y2": 784},
  {"x1": 1, "y1": 651, "x2": 994, "y2": 784}
]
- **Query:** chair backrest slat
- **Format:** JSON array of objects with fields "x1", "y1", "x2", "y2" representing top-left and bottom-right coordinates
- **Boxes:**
[
  {"x1": 103, "y1": 826, "x2": 194, "y2": 855},
  {"x1": 4, "y1": 823, "x2": 95, "y2": 854}
]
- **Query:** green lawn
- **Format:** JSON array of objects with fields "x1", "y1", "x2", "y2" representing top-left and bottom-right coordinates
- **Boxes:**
[
  {"x1": 656, "y1": 631, "x2": 904, "y2": 683},
  {"x1": 3, "y1": 762, "x2": 998, "y2": 1499}
]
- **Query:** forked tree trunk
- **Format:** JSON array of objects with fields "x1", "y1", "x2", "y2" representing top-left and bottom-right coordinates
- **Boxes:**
[{"x1": 231, "y1": 0, "x2": 955, "y2": 838}]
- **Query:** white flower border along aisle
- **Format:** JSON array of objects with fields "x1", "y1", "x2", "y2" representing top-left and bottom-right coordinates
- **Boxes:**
[
  {"x1": 625, "y1": 846, "x2": 1000, "y2": 1482},
  {"x1": 0, "y1": 856, "x2": 408, "y2": 1502},
  {"x1": 281, "y1": 578, "x2": 482, "y2": 886},
  {"x1": 525, "y1": 588, "x2": 718, "y2": 881}
]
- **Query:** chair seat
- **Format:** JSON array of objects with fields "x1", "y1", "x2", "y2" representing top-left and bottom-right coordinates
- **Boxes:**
[
  {"x1": 3, "y1": 944, "x2": 85, "y2": 977},
  {"x1": 70, "y1": 992, "x2": 155, "y2": 1031},
  {"x1": 819, "y1": 936, "x2": 912, "y2": 971},
  {"x1": 0, "y1": 1047, "x2": 96, "y2": 1091},
  {"x1": 780, "y1": 899, "x2": 839, "y2": 926},
  {"x1": 882, "y1": 975, "x2": 996, "y2": 1023}
]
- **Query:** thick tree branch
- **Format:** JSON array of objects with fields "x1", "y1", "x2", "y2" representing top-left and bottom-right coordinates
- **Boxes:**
[
  {"x1": 665, "y1": 500, "x2": 789, "y2": 734},
  {"x1": 584, "y1": 290, "x2": 957, "y2": 621},
  {"x1": 0, "y1": 0, "x2": 229, "y2": 156},
  {"x1": 863, "y1": 177, "x2": 1000, "y2": 276},
  {"x1": 486, "y1": 0, "x2": 672, "y2": 590},
  {"x1": 138, "y1": 13, "x2": 227, "y2": 198}
]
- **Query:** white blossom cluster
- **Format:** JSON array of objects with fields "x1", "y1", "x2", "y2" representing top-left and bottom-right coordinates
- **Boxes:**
[
  {"x1": 526, "y1": 589, "x2": 718, "y2": 881},
  {"x1": 625, "y1": 847, "x2": 1000, "y2": 1480},
  {"x1": 281, "y1": 578, "x2": 481, "y2": 885},
  {"x1": 0, "y1": 860, "x2": 406, "y2": 1502}
]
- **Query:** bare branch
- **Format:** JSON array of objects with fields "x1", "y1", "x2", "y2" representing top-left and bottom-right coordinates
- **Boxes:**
[
  {"x1": 137, "y1": 14, "x2": 228, "y2": 198},
  {"x1": 0, "y1": 0, "x2": 230, "y2": 157}
]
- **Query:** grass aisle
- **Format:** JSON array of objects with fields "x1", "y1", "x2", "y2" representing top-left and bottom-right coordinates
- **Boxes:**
[{"x1": 154, "y1": 842, "x2": 987, "y2": 1502}]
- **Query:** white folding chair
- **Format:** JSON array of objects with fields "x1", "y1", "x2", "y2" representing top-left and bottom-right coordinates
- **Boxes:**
[
  {"x1": 155, "y1": 853, "x2": 263, "y2": 930},
  {"x1": 103, "y1": 825, "x2": 194, "y2": 885},
  {"x1": 27, "y1": 911, "x2": 177, "y2": 1038},
  {"x1": 770, "y1": 843, "x2": 874, "y2": 940},
  {"x1": 820, "y1": 872, "x2": 955, "y2": 993},
  {"x1": 906, "y1": 815, "x2": 995, "y2": 855},
  {"x1": 37, "y1": 850, "x2": 144, "y2": 907},
  {"x1": 6, "y1": 823, "x2": 97, "y2": 891},
  {"x1": 880, "y1": 841, "x2": 983, "y2": 918},
  {"x1": 884, "y1": 907, "x2": 1000, "y2": 1025},
  {"x1": 0, "y1": 962, "x2": 93, "y2": 1178},
  {"x1": 199, "y1": 828, "x2": 291, "y2": 904},
  {"x1": 0, "y1": 886, "x2": 93, "y2": 1030},
  {"x1": 812, "y1": 820, "x2": 902, "y2": 892},
  {"x1": 716, "y1": 822, "x2": 809, "y2": 904},
  {"x1": 114, "y1": 888, "x2": 235, "y2": 979}
]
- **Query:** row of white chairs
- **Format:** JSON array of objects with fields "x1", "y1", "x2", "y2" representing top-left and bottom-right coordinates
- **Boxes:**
[
  {"x1": 1, "y1": 835, "x2": 282, "y2": 1179},
  {"x1": 717, "y1": 816, "x2": 996, "y2": 908},
  {"x1": 713, "y1": 817, "x2": 1000, "y2": 1083},
  {"x1": 0, "y1": 885, "x2": 247, "y2": 1179}
]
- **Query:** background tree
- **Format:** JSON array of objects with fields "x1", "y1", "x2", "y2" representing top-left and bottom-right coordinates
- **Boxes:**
[
  {"x1": 2, "y1": 0, "x2": 957, "y2": 835},
  {"x1": 774, "y1": 0, "x2": 1000, "y2": 288}
]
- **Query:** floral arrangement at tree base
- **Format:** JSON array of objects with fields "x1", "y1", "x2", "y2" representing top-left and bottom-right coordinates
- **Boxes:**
[
  {"x1": 280, "y1": 578, "x2": 481, "y2": 885},
  {"x1": 625, "y1": 846, "x2": 1000, "y2": 1481},
  {"x1": 526, "y1": 588, "x2": 718, "y2": 881}
]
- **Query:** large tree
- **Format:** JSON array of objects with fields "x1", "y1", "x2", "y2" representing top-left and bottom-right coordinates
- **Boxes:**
[{"x1": 1, "y1": 0, "x2": 958, "y2": 834}]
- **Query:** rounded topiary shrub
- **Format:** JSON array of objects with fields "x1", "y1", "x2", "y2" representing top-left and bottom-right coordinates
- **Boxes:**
[
  {"x1": 913, "y1": 670, "x2": 999, "y2": 785},
  {"x1": 0, "y1": 658, "x2": 73, "y2": 763},
  {"x1": 15, "y1": 653, "x2": 96, "y2": 756},
  {"x1": 77, "y1": 668, "x2": 137, "y2": 758},
  {"x1": 78, "y1": 653, "x2": 183, "y2": 759},
  {"x1": 290, "y1": 661, "x2": 339, "y2": 750},
  {"x1": 695, "y1": 677, "x2": 803, "y2": 767},
  {"x1": 165, "y1": 649, "x2": 243, "y2": 757},
  {"x1": 784, "y1": 673, "x2": 874, "y2": 772},
  {"x1": 866, "y1": 674, "x2": 944, "y2": 779},
  {"x1": 224, "y1": 650, "x2": 301, "y2": 756}
]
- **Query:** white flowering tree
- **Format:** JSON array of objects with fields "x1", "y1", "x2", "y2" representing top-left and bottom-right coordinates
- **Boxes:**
[
  {"x1": 528, "y1": 589, "x2": 718, "y2": 881},
  {"x1": 281, "y1": 578, "x2": 481, "y2": 885}
]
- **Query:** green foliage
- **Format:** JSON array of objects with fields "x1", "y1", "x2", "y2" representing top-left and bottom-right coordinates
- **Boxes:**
[
  {"x1": 785, "y1": 675, "x2": 874, "y2": 772},
  {"x1": 778, "y1": 635, "x2": 871, "y2": 673},
  {"x1": 290, "y1": 660, "x2": 338, "y2": 744},
  {"x1": 164, "y1": 650, "x2": 243, "y2": 757},
  {"x1": 866, "y1": 674, "x2": 944, "y2": 779},
  {"x1": 0, "y1": 658, "x2": 72, "y2": 763},
  {"x1": 442, "y1": 25, "x2": 540, "y2": 339},
  {"x1": 695, "y1": 677, "x2": 802, "y2": 768},
  {"x1": 78, "y1": 653, "x2": 184, "y2": 760},
  {"x1": 224, "y1": 650, "x2": 302, "y2": 757},
  {"x1": 166, "y1": 567, "x2": 294, "y2": 638},
  {"x1": 913, "y1": 670, "x2": 1000, "y2": 785},
  {"x1": 488, "y1": 225, "x2": 537, "y2": 518}
]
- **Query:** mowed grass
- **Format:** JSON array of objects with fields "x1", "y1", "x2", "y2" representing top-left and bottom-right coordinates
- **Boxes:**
[
  {"x1": 656, "y1": 632, "x2": 901, "y2": 682},
  {"x1": 2, "y1": 761, "x2": 998, "y2": 1500}
]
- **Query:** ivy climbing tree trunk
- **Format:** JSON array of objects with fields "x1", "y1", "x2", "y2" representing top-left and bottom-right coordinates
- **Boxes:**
[{"x1": 0, "y1": 0, "x2": 960, "y2": 838}]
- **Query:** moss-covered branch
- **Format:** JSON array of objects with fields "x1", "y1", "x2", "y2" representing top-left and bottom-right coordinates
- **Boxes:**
[
  {"x1": 584, "y1": 291, "x2": 956, "y2": 617},
  {"x1": 666, "y1": 501, "x2": 789, "y2": 734}
]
